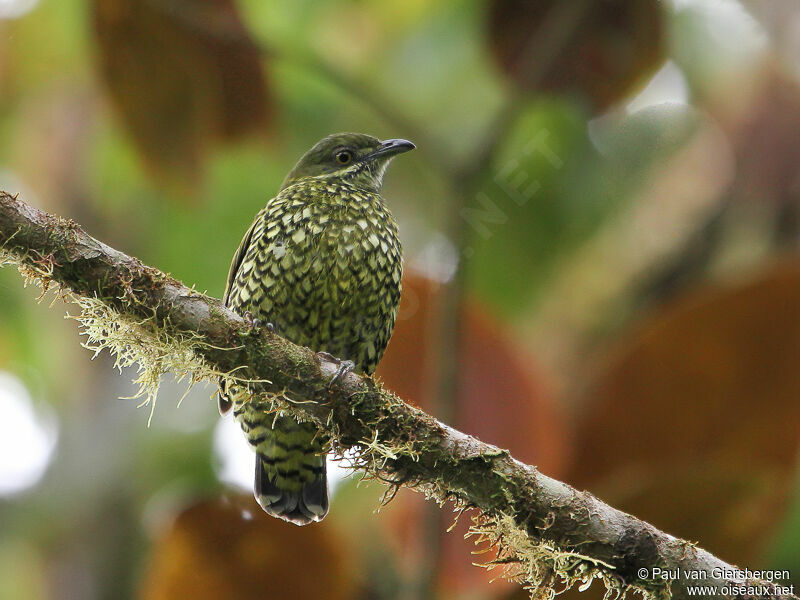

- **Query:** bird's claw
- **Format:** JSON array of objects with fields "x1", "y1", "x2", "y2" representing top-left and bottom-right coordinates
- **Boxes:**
[
  {"x1": 243, "y1": 311, "x2": 271, "y2": 334},
  {"x1": 319, "y1": 352, "x2": 355, "y2": 388},
  {"x1": 330, "y1": 360, "x2": 355, "y2": 388}
]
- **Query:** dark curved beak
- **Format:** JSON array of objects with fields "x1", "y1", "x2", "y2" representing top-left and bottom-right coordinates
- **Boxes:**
[{"x1": 369, "y1": 138, "x2": 416, "y2": 160}]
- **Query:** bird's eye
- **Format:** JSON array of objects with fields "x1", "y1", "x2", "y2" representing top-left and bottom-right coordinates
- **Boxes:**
[{"x1": 335, "y1": 150, "x2": 352, "y2": 165}]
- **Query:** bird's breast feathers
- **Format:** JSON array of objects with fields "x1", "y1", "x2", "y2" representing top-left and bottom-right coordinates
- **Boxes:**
[
  {"x1": 265, "y1": 185, "x2": 401, "y2": 277},
  {"x1": 230, "y1": 182, "x2": 401, "y2": 326}
]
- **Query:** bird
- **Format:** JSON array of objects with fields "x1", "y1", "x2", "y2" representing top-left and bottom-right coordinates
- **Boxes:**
[{"x1": 219, "y1": 133, "x2": 414, "y2": 525}]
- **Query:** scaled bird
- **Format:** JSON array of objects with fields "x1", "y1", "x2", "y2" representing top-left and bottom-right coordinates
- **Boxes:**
[{"x1": 220, "y1": 133, "x2": 414, "y2": 525}]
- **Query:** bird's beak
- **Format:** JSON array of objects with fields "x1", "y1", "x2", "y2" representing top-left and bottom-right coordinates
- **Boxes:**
[{"x1": 368, "y1": 138, "x2": 416, "y2": 160}]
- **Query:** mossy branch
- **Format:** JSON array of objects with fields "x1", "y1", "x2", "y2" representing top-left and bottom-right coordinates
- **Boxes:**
[{"x1": 0, "y1": 190, "x2": 794, "y2": 600}]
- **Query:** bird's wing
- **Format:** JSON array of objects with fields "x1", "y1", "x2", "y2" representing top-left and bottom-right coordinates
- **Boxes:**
[
  {"x1": 219, "y1": 206, "x2": 266, "y2": 416},
  {"x1": 223, "y1": 207, "x2": 265, "y2": 307}
]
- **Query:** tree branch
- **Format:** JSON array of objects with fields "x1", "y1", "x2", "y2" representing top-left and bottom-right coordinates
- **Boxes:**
[{"x1": 0, "y1": 190, "x2": 794, "y2": 600}]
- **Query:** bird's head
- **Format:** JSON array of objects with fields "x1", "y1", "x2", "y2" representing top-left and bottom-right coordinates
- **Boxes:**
[{"x1": 280, "y1": 133, "x2": 415, "y2": 193}]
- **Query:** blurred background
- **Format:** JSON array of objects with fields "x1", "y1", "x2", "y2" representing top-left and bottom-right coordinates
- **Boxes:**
[{"x1": 1, "y1": 0, "x2": 799, "y2": 598}]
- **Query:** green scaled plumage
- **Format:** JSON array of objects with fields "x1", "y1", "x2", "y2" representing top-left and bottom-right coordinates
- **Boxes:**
[{"x1": 220, "y1": 133, "x2": 413, "y2": 525}]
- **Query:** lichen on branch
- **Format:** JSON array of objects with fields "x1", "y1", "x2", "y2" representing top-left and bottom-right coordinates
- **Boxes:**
[{"x1": 0, "y1": 191, "x2": 794, "y2": 600}]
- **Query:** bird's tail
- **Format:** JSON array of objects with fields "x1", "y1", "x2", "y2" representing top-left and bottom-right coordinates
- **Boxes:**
[{"x1": 250, "y1": 415, "x2": 329, "y2": 526}]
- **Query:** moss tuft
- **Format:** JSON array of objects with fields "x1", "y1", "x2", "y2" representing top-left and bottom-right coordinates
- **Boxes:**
[
  {"x1": 69, "y1": 294, "x2": 212, "y2": 425},
  {"x1": 466, "y1": 513, "x2": 670, "y2": 600}
]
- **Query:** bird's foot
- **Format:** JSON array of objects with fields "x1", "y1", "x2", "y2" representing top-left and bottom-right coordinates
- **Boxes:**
[
  {"x1": 319, "y1": 352, "x2": 355, "y2": 388},
  {"x1": 243, "y1": 311, "x2": 272, "y2": 334}
]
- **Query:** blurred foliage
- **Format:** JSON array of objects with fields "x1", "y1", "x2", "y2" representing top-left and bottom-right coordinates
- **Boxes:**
[
  {"x1": 90, "y1": 0, "x2": 270, "y2": 186},
  {"x1": 488, "y1": 0, "x2": 665, "y2": 111},
  {"x1": 140, "y1": 495, "x2": 356, "y2": 600},
  {"x1": 572, "y1": 258, "x2": 800, "y2": 565},
  {"x1": 1, "y1": 0, "x2": 800, "y2": 599}
]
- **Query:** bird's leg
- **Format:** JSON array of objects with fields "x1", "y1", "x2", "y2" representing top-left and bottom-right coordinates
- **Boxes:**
[{"x1": 319, "y1": 352, "x2": 356, "y2": 388}]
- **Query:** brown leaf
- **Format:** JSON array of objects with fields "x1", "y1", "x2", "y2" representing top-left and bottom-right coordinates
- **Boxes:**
[
  {"x1": 487, "y1": 0, "x2": 665, "y2": 112},
  {"x1": 378, "y1": 272, "x2": 567, "y2": 471},
  {"x1": 375, "y1": 272, "x2": 569, "y2": 596},
  {"x1": 140, "y1": 495, "x2": 355, "y2": 600},
  {"x1": 569, "y1": 258, "x2": 800, "y2": 565},
  {"x1": 91, "y1": 0, "x2": 270, "y2": 184}
]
